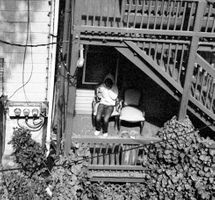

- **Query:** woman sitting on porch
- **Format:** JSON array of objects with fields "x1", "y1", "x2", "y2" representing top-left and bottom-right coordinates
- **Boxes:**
[{"x1": 94, "y1": 74, "x2": 118, "y2": 137}]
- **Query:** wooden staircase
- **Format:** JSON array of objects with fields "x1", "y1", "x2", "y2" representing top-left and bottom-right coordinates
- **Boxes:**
[
  {"x1": 70, "y1": 0, "x2": 215, "y2": 131},
  {"x1": 117, "y1": 39, "x2": 215, "y2": 131},
  {"x1": 51, "y1": 0, "x2": 215, "y2": 181},
  {"x1": 61, "y1": 0, "x2": 215, "y2": 156}
]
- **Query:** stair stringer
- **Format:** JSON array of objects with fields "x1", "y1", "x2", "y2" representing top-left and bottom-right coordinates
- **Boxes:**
[
  {"x1": 115, "y1": 46, "x2": 180, "y2": 103},
  {"x1": 118, "y1": 41, "x2": 215, "y2": 131},
  {"x1": 124, "y1": 40, "x2": 184, "y2": 93}
]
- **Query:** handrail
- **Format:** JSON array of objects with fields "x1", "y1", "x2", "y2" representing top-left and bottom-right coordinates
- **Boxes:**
[
  {"x1": 75, "y1": 0, "x2": 214, "y2": 33},
  {"x1": 190, "y1": 54, "x2": 215, "y2": 117},
  {"x1": 72, "y1": 136, "x2": 160, "y2": 166},
  {"x1": 125, "y1": 40, "x2": 187, "y2": 90},
  {"x1": 72, "y1": 135, "x2": 160, "y2": 144},
  {"x1": 71, "y1": 136, "x2": 161, "y2": 181}
]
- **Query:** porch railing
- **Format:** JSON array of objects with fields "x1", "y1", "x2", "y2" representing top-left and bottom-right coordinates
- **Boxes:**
[
  {"x1": 190, "y1": 54, "x2": 215, "y2": 120},
  {"x1": 77, "y1": 0, "x2": 215, "y2": 33},
  {"x1": 124, "y1": 38, "x2": 215, "y2": 126},
  {"x1": 131, "y1": 38, "x2": 190, "y2": 88},
  {"x1": 72, "y1": 136, "x2": 161, "y2": 182}
]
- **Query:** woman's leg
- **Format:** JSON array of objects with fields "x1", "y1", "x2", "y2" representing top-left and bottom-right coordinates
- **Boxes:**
[
  {"x1": 103, "y1": 105, "x2": 114, "y2": 133},
  {"x1": 95, "y1": 104, "x2": 104, "y2": 131}
]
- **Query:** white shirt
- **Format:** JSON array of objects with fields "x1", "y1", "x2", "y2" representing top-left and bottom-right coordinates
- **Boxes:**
[{"x1": 97, "y1": 84, "x2": 118, "y2": 106}]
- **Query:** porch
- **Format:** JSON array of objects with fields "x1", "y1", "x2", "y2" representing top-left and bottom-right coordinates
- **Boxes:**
[
  {"x1": 53, "y1": 0, "x2": 215, "y2": 183},
  {"x1": 73, "y1": 45, "x2": 180, "y2": 136},
  {"x1": 72, "y1": 113, "x2": 159, "y2": 138},
  {"x1": 70, "y1": 134, "x2": 161, "y2": 182}
]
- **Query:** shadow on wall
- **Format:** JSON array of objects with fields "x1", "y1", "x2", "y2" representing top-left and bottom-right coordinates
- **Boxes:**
[{"x1": 0, "y1": 0, "x2": 43, "y2": 82}]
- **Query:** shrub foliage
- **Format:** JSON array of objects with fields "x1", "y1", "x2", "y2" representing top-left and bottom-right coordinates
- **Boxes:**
[
  {"x1": 0, "y1": 128, "x2": 95, "y2": 200},
  {"x1": 1, "y1": 116, "x2": 215, "y2": 200},
  {"x1": 139, "y1": 116, "x2": 215, "y2": 200}
]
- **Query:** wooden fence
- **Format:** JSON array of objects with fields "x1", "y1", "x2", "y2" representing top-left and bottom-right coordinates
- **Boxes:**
[{"x1": 72, "y1": 136, "x2": 161, "y2": 182}]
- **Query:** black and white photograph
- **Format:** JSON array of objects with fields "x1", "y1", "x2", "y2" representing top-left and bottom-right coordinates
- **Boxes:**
[{"x1": 0, "y1": 0, "x2": 215, "y2": 199}]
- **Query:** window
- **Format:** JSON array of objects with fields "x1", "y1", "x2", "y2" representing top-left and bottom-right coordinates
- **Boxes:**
[{"x1": 82, "y1": 46, "x2": 119, "y2": 85}]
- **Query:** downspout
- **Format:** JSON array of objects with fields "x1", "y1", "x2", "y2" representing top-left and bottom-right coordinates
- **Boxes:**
[{"x1": 46, "y1": 0, "x2": 60, "y2": 155}]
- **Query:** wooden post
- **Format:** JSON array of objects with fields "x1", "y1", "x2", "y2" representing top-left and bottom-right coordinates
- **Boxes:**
[
  {"x1": 0, "y1": 98, "x2": 3, "y2": 163},
  {"x1": 64, "y1": 33, "x2": 79, "y2": 156},
  {"x1": 0, "y1": 58, "x2": 4, "y2": 163},
  {"x1": 178, "y1": 1, "x2": 206, "y2": 120},
  {"x1": 54, "y1": 0, "x2": 72, "y2": 155},
  {"x1": 0, "y1": 96, "x2": 6, "y2": 164},
  {"x1": 64, "y1": 0, "x2": 81, "y2": 156}
]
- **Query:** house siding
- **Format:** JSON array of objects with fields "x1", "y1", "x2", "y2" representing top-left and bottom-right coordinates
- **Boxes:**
[
  {"x1": 75, "y1": 89, "x2": 95, "y2": 115},
  {"x1": 0, "y1": 0, "x2": 51, "y2": 101},
  {"x1": 0, "y1": 0, "x2": 59, "y2": 167}
]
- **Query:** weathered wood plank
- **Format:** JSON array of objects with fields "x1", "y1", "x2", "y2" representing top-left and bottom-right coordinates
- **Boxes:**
[
  {"x1": 64, "y1": 31, "x2": 79, "y2": 155},
  {"x1": 178, "y1": 1, "x2": 206, "y2": 120},
  {"x1": 76, "y1": 25, "x2": 215, "y2": 38}
]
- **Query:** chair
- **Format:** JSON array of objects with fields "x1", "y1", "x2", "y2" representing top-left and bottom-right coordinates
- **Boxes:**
[
  {"x1": 119, "y1": 89, "x2": 145, "y2": 135},
  {"x1": 92, "y1": 97, "x2": 120, "y2": 131}
]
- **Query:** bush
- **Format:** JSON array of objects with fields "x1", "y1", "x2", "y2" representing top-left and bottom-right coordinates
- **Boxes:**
[
  {"x1": 0, "y1": 128, "x2": 50, "y2": 200},
  {"x1": 1, "y1": 171, "x2": 50, "y2": 200},
  {"x1": 50, "y1": 145, "x2": 99, "y2": 200},
  {"x1": 9, "y1": 128, "x2": 47, "y2": 176},
  {"x1": 0, "y1": 128, "x2": 95, "y2": 200},
  {"x1": 1, "y1": 116, "x2": 215, "y2": 200},
  {"x1": 140, "y1": 116, "x2": 215, "y2": 200},
  {"x1": 87, "y1": 116, "x2": 215, "y2": 200}
]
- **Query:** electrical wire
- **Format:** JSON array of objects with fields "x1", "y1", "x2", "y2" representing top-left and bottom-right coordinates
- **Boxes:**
[
  {"x1": 0, "y1": 122, "x2": 214, "y2": 173},
  {"x1": 7, "y1": 37, "x2": 72, "y2": 100},
  {"x1": 22, "y1": 0, "x2": 31, "y2": 102},
  {"x1": 8, "y1": 0, "x2": 43, "y2": 101},
  {"x1": 7, "y1": 0, "x2": 32, "y2": 100},
  {"x1": 2, "y1": 10, "x2": 74, "y2": 101},
  {"x1": 0, "y1": 39, "x2": 58, "y2": 47}
]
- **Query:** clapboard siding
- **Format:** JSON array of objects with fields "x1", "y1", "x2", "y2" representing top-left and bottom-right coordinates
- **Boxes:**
[
  {"x1": 2, "y1": 33, "x2": 50, "y2": 45},
  {"x1": 1, "y1": 63, "x2": 47, "y2": 73},
  {"x1": 0, "y1": 46, "x2": 48, "y2": 54},
  {"x1": 0, "y1": 11, "x2": 49, "y2": 23},
  {"x1": 75, "y1": 89, "x2": 95, "y2": 115},
  {"x1": 0, "y1": 0, "x2": 52, "y2": 101},
  {"x1": 0, "y1": 0, "x2": 50, "y2": 12},
  {"x1": 4, "y1": 53, "x2": 48, "y2": 64},
  {"x1": 1, "y1": 22, "x2": 50, "y2": 33}
]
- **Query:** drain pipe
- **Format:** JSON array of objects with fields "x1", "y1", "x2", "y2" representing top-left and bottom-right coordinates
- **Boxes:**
[{"x1": 46, "y1": 0, "x2": 60, "y2": 156}]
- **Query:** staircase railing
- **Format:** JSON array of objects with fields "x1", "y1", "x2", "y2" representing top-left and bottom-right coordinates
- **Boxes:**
[
  {"x1": 72, "y1": 136, "x2": 160, "y2": 182},
  {"x1": 76, "y1": 0, "x2": 215, "y2": 33},
  {"x1": 123, "y1": 39, "x2": 215, "y2": 126},
  {"x1": 128, "y1": 38, "x2": 190, "y2": 87},
  {"x1": 190, "y1": 54, "x2": 215, "y2": 119}
]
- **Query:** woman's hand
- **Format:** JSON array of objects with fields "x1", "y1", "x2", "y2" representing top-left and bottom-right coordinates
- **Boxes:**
[{"x1": 97, "y1": 87, "x2": 103, "y2": 99}]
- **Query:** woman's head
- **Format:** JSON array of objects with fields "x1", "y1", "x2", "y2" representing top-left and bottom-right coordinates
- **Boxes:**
[{"x1": 104, "y1": 78, "x2": 113, "y2": 88}]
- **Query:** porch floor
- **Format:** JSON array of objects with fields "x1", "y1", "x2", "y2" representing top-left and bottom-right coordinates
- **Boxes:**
[{"x1": 72, "y1": 114, "x2": 160, "y2": 139}]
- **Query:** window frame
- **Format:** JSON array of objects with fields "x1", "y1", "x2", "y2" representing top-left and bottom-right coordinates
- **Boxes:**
[{"x1": 81, "y1": 45, "x2": 119, "y2": 85}]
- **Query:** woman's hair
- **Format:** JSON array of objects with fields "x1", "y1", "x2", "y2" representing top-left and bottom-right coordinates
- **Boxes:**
[{"x1": 104, "y1": 78, "x2": 113, "y2": 88}]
